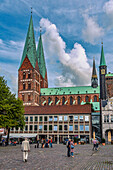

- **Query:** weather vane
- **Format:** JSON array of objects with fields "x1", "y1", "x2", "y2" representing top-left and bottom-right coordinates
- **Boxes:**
[
  {"x1": 40, "y1": 26, "x2": 42, "y2": 33},
  {"x1": 31, "y1": 7, "x2": 32, "y2": 14}
]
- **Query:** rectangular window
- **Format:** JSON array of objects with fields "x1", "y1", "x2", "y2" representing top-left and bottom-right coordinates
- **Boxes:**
[
  {"x1": 85, "y1": 116, "x2": 89, "y2": 121},
  {"x1": 39, "y1": 116, "x2": 43, "y2": 122},
  {"x1": 49, "y1": 116, "x2": 53, "y2": 121},
  {"x1": 49, "y1": 125, "x2": 52, "y2": 131},
  {"x1": 80, "y1": 125, "x2": 84, "y2": 131},
  {"x1": 54, "y1": 125, "x2": 57, "y2": 131},
  {"x1": 74, "y1": 116, "x2": 78, "y2": 121},
  {"x1": 25, "y1": 116, "x2": 28, "y2": 122},
  {"x1": 111, "y1": 115, "x2": 113, "y2": 122},
  {"x1": 59, "y1": 125, "x2": 62, "y2": 131},
  {"x1": 64, "y1": 116, "x2": 68, "y2": 121},
  {"x1": 107, "y1": 115, "x2": 109, "y2": 122},
  {"x1": 15, "y1": 127, "x2": 18, "y2": 131},
  {"x1": 104, "y1": 115, "x2": 106, "y2": 123},
  {"x1": 54, "y1": 116, "x2": 57, "y2": 121},
  {"x1": 85, "y1": 125, "x2": 89, "y2": 131},
  {"x1": 69, "y1": 116, "x2": 73, "y2": 121},
  {"x1": 25, "y1": 125, "x2": 28, "y2": 131},
  {"x1": 34, "y1": 125, "x2": 37, "y2": 131},
  {"x1": 30, "y1": 116, "x2": 33, "y2": 122},
  {"x1": 59, "y1": 116, "x2": 62, "y2": 121},
  {"x1": 44, "y1": 116, "x2": 47, "y2": 122},
  {"x1": 20, "y1": 127, "x2": 23, "y2": 131},
  {"x1": 80, "y1": 116, "x2": 83, "y2": 122},
  {"x1": 35, "y1": 116, "x2": 38, "y2": 122},
  {"x1": 69, "y1": 125, "x2": 73, "y2": 131},
  {"x1": 44, "y1": 125, "x2": 47, "y2": 131},
  {"x1": 75, "y1": 125, "x2": 78, "y2": 131},
  {"x1": 39, "y1": 125, "x2": 43, "y2": 130},
  {"x1": 29, "y1": 125, "x2": 33, "y2": 131},
  {"x1": 64, "y1": 125, "x2": 68, "y2": 131}
]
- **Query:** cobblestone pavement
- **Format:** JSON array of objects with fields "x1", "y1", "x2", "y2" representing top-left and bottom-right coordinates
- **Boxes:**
[{"x1": 0, "y1": 144, "x2": 113, "y2": 170}]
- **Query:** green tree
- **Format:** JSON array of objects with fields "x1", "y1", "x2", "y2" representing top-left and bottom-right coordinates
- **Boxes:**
[{"x1": 0, "y1": 76, "x2": 25, "y2": 145}]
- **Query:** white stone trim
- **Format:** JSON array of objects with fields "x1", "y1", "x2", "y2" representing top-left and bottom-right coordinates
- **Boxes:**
[{"x1": 19, "y1": 91, "x2": 33, "y2": 93}]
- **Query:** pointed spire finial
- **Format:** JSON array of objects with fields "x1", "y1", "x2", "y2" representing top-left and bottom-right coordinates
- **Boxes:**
[
  {"x1": 40, "y1": 26, "x2": 42, "y2": 34},
  {"x1": 101, "y1": 39, "x2": 103, "y2": 45},
  {"x1": 31, "y1": 7, "x2": 32, "y2": 15}
]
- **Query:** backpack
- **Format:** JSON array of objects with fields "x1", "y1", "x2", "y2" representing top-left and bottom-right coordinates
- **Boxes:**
[{"x1": 71, "y1": 145, "x2": 74, "y2": 149}]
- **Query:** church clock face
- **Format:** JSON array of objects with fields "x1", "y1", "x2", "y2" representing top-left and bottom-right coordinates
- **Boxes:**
[{"x1": 101, "y1": 69, "x2": 105, "y2": 75}]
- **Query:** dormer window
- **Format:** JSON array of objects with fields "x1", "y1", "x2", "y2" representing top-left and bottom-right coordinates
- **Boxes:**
[{"x1": 23, "y1": 72, "x2": 26, "y2": 79}]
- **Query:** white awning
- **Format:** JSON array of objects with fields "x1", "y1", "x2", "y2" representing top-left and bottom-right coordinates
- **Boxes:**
[{"x1": 10, "y1": 133, "x2": 37, "y2": 138}]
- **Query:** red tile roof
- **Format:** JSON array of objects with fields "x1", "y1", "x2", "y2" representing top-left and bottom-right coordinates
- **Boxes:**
[{"x1": 24, "y1": 104, "x2": 91, "y2": 115}]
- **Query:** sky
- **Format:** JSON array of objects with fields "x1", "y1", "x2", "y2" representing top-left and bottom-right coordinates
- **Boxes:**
[{"x1": 0, "y1": 0, "x2": 113, "y2": 95}]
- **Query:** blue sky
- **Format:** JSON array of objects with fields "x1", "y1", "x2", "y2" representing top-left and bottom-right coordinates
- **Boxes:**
[{"x1": 0, "y1": 0, "x2": 113, "y2": 95}]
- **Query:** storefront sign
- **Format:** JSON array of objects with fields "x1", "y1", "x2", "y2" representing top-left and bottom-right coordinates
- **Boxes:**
[{"x1": 0, "y1": 128, "x2": 4, "y2": 134}]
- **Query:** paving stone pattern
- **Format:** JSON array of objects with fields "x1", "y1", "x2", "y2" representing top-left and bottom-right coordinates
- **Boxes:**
[{"x1": 0, "y1": 144, "x2": 113, "y2": 170}]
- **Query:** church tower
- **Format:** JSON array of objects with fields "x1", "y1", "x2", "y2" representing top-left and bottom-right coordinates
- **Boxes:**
[
  {"x1": 18, "y1": 14, "x2": 40, "y2": 106},
  {"x1": 99, "y1": 43, "x2": 107, "y2": 100},
  {"x1": 91, "y1": 57, "x2": 98, "y2": 88},
  {"x1": 37, "y1": 31, "x2": 48, "y2": 88}
]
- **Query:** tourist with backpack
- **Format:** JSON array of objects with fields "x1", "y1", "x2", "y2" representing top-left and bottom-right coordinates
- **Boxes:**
[{"x1": 70, "y1": 139, "x2": 74, "y2": 157}]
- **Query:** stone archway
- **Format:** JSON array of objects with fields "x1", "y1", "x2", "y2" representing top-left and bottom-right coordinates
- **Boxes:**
[{"x1": 105, "y1": 129, "x2": 113, "y2": 143}]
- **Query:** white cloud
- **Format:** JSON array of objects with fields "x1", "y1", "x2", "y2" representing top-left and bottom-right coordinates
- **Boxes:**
[
  {"x1": 82, "y1": 15, "x2": 104, "y2": 44},
  {"x1": 103, "y1": 0, "x2": 113, "y2": 29},
  {"x1": 40, "y1": 18, "x2": 92, "y2": 87}
]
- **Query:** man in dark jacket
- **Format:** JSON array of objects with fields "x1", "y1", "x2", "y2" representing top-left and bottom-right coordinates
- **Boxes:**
[{"x1": 67, "y1": 139, "x2": 71, "y2": 157}]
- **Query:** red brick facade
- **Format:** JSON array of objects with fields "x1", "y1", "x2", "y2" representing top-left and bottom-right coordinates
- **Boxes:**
[{"x1": 18, "y1": 56, "x2": 41, "y2": 106}]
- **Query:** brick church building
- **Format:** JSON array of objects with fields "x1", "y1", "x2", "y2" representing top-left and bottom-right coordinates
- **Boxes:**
[{"x1": 10, "y1": 14, "x2": 112, "y2": 143}]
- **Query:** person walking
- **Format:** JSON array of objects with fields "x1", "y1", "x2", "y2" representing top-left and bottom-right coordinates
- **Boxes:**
[
  {"x1": 67, "y1": 139, "x2": 71, "y2": 157},
  {"x1": 21, "y1": 138, "x2": 30, "y2": 162},
  {"x1": 49, "y1": 138, "x2": 53, "y2": 148},
  {"x1": 92, "y1": 138, "x2": 97, "y2": 151},
  {"x1": 70, "y1": 139, "x2": 74, "y2": 157}
]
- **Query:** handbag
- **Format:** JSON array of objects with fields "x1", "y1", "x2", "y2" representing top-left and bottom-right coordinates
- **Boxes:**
[{"x1": 71, "y1": 145, "x2": 74, "y2": 149}]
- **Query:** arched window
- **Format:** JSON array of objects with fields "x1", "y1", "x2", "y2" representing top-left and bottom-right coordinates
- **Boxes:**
[
  {"x1": 23, "y1": 72, "x2": 26, "y2": 79},
  {"x1": 48, "y1": 97, "x2": 51, "y2": 105},
  {"x1": 28, "y1": 82, "x2": 31, "y2": 90},
  {"x1": 28, "y1": 94, "x2": 30, "y2": 101},
  {"x1": 55, "y1": 97, "x2": 58, "y2": 105},
  {"x1": 85, "y1": 96, "x2": 89, "y2": 102},
  {"x1": 22, "y1": 94, "x2": 24, "y2": 101},
  {"x1": 23, "y1": 83, "x2": 26, "y2": 90},
  {"x1": 70, "y1": 96, "x2": 73, "y2": 105},
  {"x1": 28, "y1": 72, "x2": 31, "y2": 79},
  {"x1": 77, "y1": 96, "x2": 81, "y2": 105},
  {"x1": 94, "y1": 95, "x2": 97, "y2": 102},
  {"x1": 62, "y1": 97, "x2": 65, "y2": 105}
]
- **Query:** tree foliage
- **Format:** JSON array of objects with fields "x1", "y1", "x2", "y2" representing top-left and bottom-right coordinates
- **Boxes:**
[{"x1": 0, "y1": 77, "x2": 25, "y2": 143}]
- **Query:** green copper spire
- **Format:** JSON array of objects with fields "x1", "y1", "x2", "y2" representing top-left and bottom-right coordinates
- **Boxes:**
[
  {"x1": 100, "y1": 43, "x2": 106, "y2": 66},
  {"x1": 19, "y1": 15, "x2": 37, "y2": 69},
  {"x1": 37, "y1": 32, "x2": 46, "y2": 79},
  {"x1": 92, "y1": 57, "x2": 97, "y2": 78}
]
